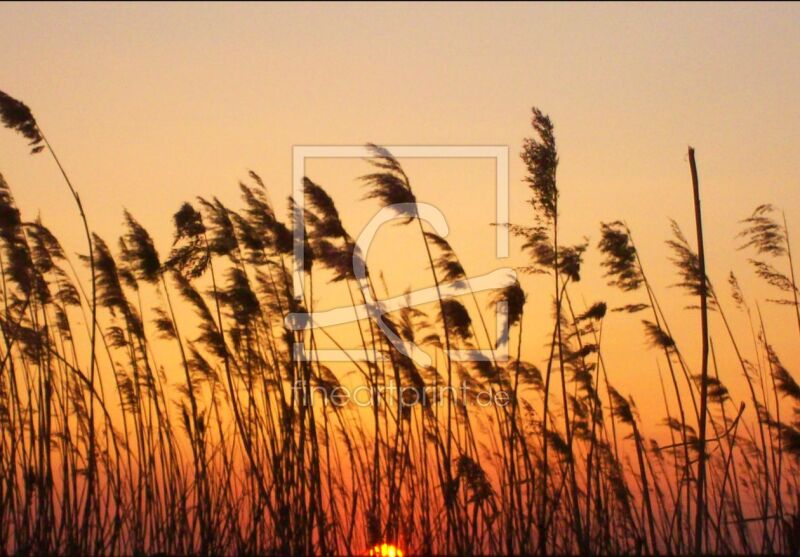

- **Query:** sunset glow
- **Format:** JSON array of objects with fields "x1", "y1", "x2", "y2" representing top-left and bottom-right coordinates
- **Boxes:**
[
  {"x1": 1, "y1": 3, "x2": 800, "y2": 556},
  {"x1": 368, "y1": 543, "x2": 404, "y2": 557}
]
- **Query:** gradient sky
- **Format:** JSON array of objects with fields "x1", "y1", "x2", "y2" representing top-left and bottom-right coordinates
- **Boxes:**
[{"x1": 1, "y1": 2, "x2": 799, "y2": 425}]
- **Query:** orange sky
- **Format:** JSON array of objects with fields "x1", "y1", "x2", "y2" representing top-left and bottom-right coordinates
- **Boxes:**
[{"x1": 1, "y1": 2, "x2": 799, "y2": 428}]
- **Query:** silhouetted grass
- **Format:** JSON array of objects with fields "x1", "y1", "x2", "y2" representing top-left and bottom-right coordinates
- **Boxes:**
[{"x1": 1, "y1": 89, "x2": 800, "y2": 555}]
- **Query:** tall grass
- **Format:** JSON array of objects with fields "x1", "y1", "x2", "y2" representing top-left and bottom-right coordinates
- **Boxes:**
[{"x1": 1, "y1": 89, "x2": 800, "y2": 555}]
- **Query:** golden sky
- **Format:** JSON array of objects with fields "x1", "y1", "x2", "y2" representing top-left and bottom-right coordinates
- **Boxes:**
[{"x1": 1, "y1": 2, "x2": 799, "y2": 426}]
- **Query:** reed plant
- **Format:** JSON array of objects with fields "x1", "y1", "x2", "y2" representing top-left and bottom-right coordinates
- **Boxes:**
[{"x1": 1, "y1": 89, "x2": 799, "y2": 555}]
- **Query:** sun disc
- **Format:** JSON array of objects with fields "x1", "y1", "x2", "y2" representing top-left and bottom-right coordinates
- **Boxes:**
[{"x1": 367, "y1": 542, "x2": 404, "y2": 557}]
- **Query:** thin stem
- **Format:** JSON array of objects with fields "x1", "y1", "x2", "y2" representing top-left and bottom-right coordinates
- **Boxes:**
[{"x1": 689, "y1": 147, "x2": 710, "y2": 556}]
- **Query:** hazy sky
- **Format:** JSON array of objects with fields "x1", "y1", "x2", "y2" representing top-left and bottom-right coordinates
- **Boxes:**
[{"x1": 1, "y1": 2, "x2": 799, "y2": 420}]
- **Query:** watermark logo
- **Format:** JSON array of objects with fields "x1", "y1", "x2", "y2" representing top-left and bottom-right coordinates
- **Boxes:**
[
  {"x1": 285, "y1": 145, "x2": 513, "y2": 366},
  {"x1": 292, "y1": 379, "x2": 511, "y2": 410}
]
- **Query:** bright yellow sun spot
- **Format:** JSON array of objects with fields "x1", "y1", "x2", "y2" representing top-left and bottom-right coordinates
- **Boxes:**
[{"x1": 367, "y1": 542, "x2": 404, "y2": 557}]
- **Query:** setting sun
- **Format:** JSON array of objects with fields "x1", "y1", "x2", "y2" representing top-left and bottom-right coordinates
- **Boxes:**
[{"x1": 368, "y1": 543, "x2": 404, "y2": 557}]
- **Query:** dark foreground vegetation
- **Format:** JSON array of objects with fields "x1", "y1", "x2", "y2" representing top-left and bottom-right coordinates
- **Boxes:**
[{"x1": 1, "y1": 90, "x2": 800, "y2": 555}]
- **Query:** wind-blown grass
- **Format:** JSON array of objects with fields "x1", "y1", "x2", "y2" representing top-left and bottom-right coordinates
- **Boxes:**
[{"x1": 1, "y1": 89, "x2": 800, "y2": 555}]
